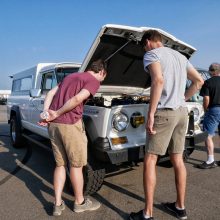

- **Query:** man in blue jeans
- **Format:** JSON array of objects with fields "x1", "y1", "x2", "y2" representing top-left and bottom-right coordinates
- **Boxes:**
[{"x1": 198, "y1": 63, "x2": 220, "y2": 169}]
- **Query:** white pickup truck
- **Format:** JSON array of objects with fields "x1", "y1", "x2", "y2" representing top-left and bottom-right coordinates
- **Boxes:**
[{"x1": 7, "y1": 24, "x2": 206, "y2": 195}]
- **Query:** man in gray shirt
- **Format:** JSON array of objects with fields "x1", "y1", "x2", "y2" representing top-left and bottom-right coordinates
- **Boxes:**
[{"x1": 129, "y1": 30, "x2": 203, "y2": 220}]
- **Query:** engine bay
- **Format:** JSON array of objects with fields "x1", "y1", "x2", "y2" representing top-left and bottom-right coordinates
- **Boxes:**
[{"x1": 86, "y1": 94, "x2": 150, "y2": 107}]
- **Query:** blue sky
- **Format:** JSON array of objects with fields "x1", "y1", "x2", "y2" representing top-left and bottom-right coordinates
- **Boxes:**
[{"x1": 0, "y1": 0, "x2": 219, "y2": 89}]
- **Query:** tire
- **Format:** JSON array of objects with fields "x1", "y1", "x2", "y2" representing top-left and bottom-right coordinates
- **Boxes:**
[
  {"x1": 66, "y1": 158, "x2": 105, "y2": 196},
  {"x1": 10, "y1": 115, "x2": 25, "y2": 148},
  {"x1": 83, "y1": 158, "x2": 106, "y2": 195}
]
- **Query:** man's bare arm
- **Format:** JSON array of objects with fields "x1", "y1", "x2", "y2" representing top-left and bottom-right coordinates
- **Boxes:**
[
  {"x1": 43, "y1": 86, "x2": 59, "y2": 111},
  {"x1": 38, "y1": 85, "x2": 59, "y2": 125},
  {"x1": 203, "y1": 96, "x2": 209, "y2": 111},
  {"x1": 147, "y1": 62, "x2": 164, "y2": 134},
  {"x1": 46, "y1": 89, "x2": 91, "y2": 121},
  {"x1": 185, "y1": 67, "x2": 204, "y2": 101},
  {"x1": 148, "y1": 62, "x2": 164, "y2": 116}
]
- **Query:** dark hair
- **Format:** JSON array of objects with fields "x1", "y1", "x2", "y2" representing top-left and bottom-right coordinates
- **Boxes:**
[
  {"x1": 209, "y1": 63, "x2": 220, "y2": 72},
  {"x1": 140, "y1": 29, "x2": 162, "y2": 47},
  {"x1": 88, "y1": 59, "x2": 107, "y2": 74}
]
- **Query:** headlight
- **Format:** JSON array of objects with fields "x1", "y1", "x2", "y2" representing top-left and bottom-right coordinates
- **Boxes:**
[
  {"x1": 191, "y1": 107, "x2": 200, "y2": 123},
  {"x1": 112, "y1": 112, "x2": 129, "y2": 132},
  {"x1": 130, "y1": 112, "x2": 145, "y2": 128}
]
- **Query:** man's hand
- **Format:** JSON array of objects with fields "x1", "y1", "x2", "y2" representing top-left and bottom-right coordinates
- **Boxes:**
[
  {"x1": 146, "y1": 114, "x2": 156, "y2": 135},
  {"x1": 45, "y1": 109, "x2": 59, "y2": 122},
  {"x1": 38, "y1": 110, "x2": 49, "y2": 127},
  {"x1": 38, "y1": 119, "x2": 48, "y2": 127},
  {"x1": 38, "y1": 109, "x2": 59, "y2": 126}
]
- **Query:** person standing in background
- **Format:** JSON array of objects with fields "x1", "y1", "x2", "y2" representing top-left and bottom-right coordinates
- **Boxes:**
[{"x1": 198, "y1": 63, "x2": 220, "y2": 169}]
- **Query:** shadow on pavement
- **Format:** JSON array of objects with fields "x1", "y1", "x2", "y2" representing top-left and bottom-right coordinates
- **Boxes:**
[
  {"x1": 99, "y1": 180, "x2": 167, "y2": 219},
  {"x1": 195, "y1": 145, "x2": 220, "y2": 153},
  {"x1": 0, "y1": 133, "x2": 72, "y2": 216}
]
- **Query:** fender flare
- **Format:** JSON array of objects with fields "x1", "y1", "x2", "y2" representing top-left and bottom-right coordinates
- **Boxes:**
[
  {"x1": 83, "y1": 115, "x2": 98, "y2": 144},
  {"x1": 10, "y1": 106, "x2": 22, "y2": 129}
]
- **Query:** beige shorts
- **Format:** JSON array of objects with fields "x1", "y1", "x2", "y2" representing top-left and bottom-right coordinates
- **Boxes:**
[
  {"x1": 146, "y1": 107, "x2": 188, "y2": 155},
  {"x1": 48, "y1": 120, "x2": 88, "y2": 167}
]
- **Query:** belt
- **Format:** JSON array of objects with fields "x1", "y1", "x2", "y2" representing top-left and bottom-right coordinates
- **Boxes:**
[{"x1": 157, "y1": 108, "x2": 174, "y2": 111}]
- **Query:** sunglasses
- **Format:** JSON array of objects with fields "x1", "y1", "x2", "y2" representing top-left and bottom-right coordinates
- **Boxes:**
[{"x1": 209, "y1": 68, "x2": 215, "y2": 72}]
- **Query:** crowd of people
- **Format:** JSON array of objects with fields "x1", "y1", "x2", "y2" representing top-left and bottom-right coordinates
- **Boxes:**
[{"x1": 39, "y1": 30, "x2": 219, "y2": 220}]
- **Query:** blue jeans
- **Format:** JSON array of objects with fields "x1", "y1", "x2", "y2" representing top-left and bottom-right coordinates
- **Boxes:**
[{"x1": 203, "y1": 107, "x2": 220, "y2": 136}]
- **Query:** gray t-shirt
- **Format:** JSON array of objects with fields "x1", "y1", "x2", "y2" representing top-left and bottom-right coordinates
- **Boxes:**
[{"x1": 143, "y1": 47, "x2": 193, "y2": 109}]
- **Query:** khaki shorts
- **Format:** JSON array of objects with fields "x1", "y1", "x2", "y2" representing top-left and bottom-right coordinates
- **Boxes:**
[
  {"x1": 146, "y1": 107, "x2": 188, "y2": 155},
  {"x1": 48, "y1": 120, "x2": 88, "y2": 167}
]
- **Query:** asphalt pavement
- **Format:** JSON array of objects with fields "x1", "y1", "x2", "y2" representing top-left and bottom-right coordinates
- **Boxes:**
[{"x1": 0, "y1": 105, "x2": 220, "y2": 220}]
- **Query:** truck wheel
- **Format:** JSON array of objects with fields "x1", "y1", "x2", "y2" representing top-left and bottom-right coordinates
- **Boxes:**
[
  {"x1": 66, "y1": 159, "x2": 105, "y2": 195},
  {"x1": 10, "y1": 115, "x2": 25, "y2": 148},
  {"x1": 183, "y1": 147, "x2": 194, "y2": 161},
  {"x1": 83, "y1": 159, "x2": 106, "y2": 195}
]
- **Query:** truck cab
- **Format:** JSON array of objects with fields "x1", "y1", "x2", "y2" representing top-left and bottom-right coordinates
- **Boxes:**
[{"x1": 7, "y1": 62, "x2": 81, "y2": 143}]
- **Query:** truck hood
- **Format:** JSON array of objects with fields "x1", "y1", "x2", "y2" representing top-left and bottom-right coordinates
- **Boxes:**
[{"x1": 80, "y1": 24, "x2": 196, "y2": 95}]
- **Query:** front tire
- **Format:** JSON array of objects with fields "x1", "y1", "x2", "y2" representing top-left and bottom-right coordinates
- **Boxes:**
[
  {"x1": 83, "y1": 158, "x2": 106, "y2": 195},
  {"x1": 10, "y1": 115, "x2": 25, "y2": 148},
  {"x1": 66, "y1": 158, "x2": 106, "y2": 195}
]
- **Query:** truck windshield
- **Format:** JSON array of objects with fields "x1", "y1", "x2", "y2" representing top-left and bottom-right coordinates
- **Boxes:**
[{"x1": 55, "y1": 67, "x2": 79, "y2": 83}]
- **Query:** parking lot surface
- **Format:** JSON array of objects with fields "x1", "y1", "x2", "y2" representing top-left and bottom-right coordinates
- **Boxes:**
[{"x1": 0, "y1": 105, "x2": 220, "y2": 220}]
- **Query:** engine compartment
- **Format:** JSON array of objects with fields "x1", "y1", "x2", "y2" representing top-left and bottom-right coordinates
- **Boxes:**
[{"x1": 86, "y1": 94, "x2": 150, "y2": 107}]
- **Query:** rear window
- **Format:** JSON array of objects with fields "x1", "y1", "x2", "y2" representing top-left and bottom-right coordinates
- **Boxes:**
[{"x1": 12, "y1": 76, "x2": 32, "y2": 92}]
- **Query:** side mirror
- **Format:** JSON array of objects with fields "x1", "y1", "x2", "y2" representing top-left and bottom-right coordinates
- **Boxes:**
[{"x1": 30, "y1": 89, "x2": 41, "y2": 98}]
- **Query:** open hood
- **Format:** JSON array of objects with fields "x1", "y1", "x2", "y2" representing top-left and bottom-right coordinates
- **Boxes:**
[{"x1": 80, "y1": 24, "x2": 196, "y2": 95}]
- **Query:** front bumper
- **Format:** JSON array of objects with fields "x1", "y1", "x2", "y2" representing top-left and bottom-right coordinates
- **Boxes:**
[
  {"x1": 185, "y1": 131, "x2": 207, "y2": 147},
  {"x1": 91, "y1": 137, "x2": 145, "y2": 164},
  {"x1": 91, "y1": 131, "x2": 207, "y2": 165}
]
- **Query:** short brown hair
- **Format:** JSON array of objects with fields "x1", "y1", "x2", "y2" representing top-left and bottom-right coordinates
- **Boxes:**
[
  {"x1": 140, "y1": 30, "x2": 162, "y2": 47},
  {"x1": 88, "y1": 59, "x2": 107, "y2": 74},
  {"x1": 209, "y1": 63, "x2": 220, "y2": 72}
]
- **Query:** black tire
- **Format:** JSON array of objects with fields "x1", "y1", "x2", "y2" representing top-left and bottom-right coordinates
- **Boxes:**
[
  {"x1": 83, "y1": 158, "x2": 106, "y2": 195},
  {"x1": 10, "y1": 115, "x2": 25, "y2": 148},
  {"x1": 183, "y1": 147, "x2": 194, "y2": 162},
  {"x1": 66, "y1": 158, "x2": 105, "y2": 196}
]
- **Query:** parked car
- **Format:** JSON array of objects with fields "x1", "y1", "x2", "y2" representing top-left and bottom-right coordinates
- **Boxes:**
[
  {"x1": 0, "y1": 90, "x2": 11, "y2": 105},
  {"x1": 7, "y1": 24, "x2": 207, "y2": 195}
]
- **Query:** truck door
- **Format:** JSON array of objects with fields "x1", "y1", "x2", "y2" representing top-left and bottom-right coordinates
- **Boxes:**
[{"x1": 29, "y1": 71, "x2": 57, "y2": 137}]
